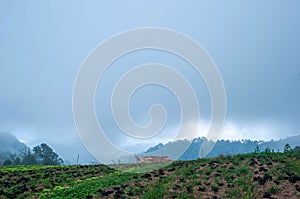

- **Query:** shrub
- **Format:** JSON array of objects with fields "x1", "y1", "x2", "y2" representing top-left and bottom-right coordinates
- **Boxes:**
[
  {"x1": 3, "y1": 159, "x2": 12, "y2": 166},
  {"x1": 284, "y1": 144, "x2": 292, "y2": 153}
]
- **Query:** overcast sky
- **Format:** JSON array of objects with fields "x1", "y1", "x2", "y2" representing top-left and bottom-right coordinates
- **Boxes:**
[{"x1": 1, "y1": 1, "x2": 300, "y2": 162}]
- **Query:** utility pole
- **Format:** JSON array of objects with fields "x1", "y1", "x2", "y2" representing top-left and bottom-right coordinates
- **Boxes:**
[{"x1": 76, "y1": 154, "x2": 79, "y2": 165}]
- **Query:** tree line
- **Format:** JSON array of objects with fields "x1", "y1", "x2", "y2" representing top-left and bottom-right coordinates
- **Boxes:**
[{"x1": 2, "y1": 143, "x2": 63, "y2": 166}]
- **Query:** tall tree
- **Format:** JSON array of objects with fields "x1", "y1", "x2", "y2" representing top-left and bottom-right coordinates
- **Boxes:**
[
  {"x1": 21, "y1": 147, "x2": 37, "y2": 165},
  {"x1": 284, "y1": 143, "x2": 292, "y2": 153},
  {"x1": 33, "y1": 143, "x2": 63, "y2": 165}
]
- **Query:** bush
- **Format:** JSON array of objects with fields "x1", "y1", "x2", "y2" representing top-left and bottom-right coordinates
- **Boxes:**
[
  {"x1": 264, "y1": 147, "x2": 271, "y2": 154},
  {"x1": 284, "y1": 144, "x2": 292, "y2": 153},
  {"x1": 293, "y1": 146, "x2": 300, "y2": 152},
  {"x1": 3, "y1": 159, "x2": 12, "y2": 166}
]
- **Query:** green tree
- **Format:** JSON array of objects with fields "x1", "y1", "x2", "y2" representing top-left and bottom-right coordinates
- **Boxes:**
[
  {"x1": 264, "y1": 147, "x2": 271, "y2": 154},
  {"x1": 9, "y1": 153, "x2": 22, "y2": 165},
  {"x1": 33, "y1": 143, "x2": 63, "y2": 165},
  {"x1": 2, "y1": 159, "x2": 12, "y2": 166},
  {"x1": 14, "y1": 157, "x2": 21, "y2": 165},
  {"x1": 23, "y1": 153, "x2": 37, "y2": 165},
  {"x1": 284, "y1": 143, "x2": 292, "y2": 153},
  {"x1": 20, "y1": 147, "x2": 37, "y2": 165},
  {"x1": 254, "y1": 145, "x2": 260, "y2": 153}
]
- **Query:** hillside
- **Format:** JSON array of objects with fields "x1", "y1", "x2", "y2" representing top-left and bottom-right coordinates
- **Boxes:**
[
  {"x1": 143, "y1": 135, "x2": 300, "y2": 160},
  {"x1": 0, "y1": 132, "x2": 26, "y2": 153},
  {"x1": 0, "y1": 132, "x2": 27, "y2": 165},
  {"x1": 0, "y1": 151, "x2": 299, "y2": 198}
]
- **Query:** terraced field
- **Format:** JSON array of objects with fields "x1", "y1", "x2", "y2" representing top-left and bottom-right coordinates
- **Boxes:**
[{"x1": 0, "y1": 151, "x2": 299, "y2": 198}]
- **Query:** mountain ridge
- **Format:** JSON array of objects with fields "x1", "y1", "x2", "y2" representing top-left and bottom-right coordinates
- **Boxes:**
[
  {"x1": 142, "y1": 135, "x2": 300, "y2": 160},
  {"x1": 0, "y1": 131, "x2": 28, "y2": 165},
  {"x1": 0, "y1": 131, "x2": 27, "y2": 153}
]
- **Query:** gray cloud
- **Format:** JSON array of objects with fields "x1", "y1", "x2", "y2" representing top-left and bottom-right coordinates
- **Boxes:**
[{"x1": 1, "y1": 1, "x2": 299, "y2": 162}]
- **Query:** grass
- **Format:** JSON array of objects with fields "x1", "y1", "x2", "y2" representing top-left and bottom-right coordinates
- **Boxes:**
[{"x1": 0, "y1": 151, "x2": 299, "y2": 198}]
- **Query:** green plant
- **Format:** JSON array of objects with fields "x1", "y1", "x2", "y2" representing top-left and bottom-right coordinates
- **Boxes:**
[
  {"x1": 211, "y1": 184, "x2": 219, "y2": 192},
  {"x1": 142, "y1": 184, "x2": 166, "y2": 199},
  {"x1": 264, "y1": 147, "x2": 271, "y2": 154},
  {"x1": 225, "y1": 189, "x2": 241, "y2": 198},
  {"x1": 268, "y1": 185, "x2": 280, "y2": 194},
  {"x1": 237, "y1": 167, "x2": 249, "y2": 176},
  {"x1": 254, "y1": 145, "x2": 260, "y2": 153},
  {"x1": 284, "y1": 143, "x2": 292, "y2": 153}
]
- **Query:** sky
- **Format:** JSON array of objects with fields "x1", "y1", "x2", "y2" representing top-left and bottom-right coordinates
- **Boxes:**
[{"x1": 1, "y1": 1, "x2": 300, "y2": 163}]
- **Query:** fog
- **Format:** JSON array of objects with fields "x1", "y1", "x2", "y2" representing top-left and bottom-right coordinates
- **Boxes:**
[{"x1": 1, "y1": 1, "x2": 299, "y2": 163}]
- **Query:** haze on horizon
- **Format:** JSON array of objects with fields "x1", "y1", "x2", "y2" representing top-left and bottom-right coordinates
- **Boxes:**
[{"x1": 1, "y1": 1, "x2": 300, "y2": 163}]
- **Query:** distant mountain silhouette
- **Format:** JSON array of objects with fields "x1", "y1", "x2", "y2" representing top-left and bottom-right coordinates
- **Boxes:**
[
  {"x1": 0, "y1": 132, "x2": 28, "y2": 165},
  {"x1": 143, "y1": 135, "x2": 300, "y2": 160},
  {"x1": 0, "y1": 131, "x2": 27, "y2": 153}
]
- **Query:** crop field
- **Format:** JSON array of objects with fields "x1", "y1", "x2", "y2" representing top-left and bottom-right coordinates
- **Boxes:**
[{"x1": 0, "y1": 151, "x2": 300, "y2": 199}]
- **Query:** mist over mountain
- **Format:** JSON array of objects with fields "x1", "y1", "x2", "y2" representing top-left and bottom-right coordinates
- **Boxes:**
[
  {"x1": 0, "y1": 131, "x2": 27, "y2": 153},
  {"x1": 0, "y1": 131, "x2": 28, "y2": 165},
  {"x1": 1, "y1": 131, "x2": 299, "y2": 165},
  {"x1": 143, "y1": 135, "x2": 300, "y2": 160}
]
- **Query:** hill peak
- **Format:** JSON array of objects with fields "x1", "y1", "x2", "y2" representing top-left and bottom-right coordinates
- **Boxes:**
[{"x1": 0, "y1": 131, "x2": 27, "y2": 153}]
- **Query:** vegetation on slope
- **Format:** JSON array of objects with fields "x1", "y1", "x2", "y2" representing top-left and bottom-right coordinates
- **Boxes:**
[{"x1": 0, "y1": 149, "x2": 299, "y2": 199}]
